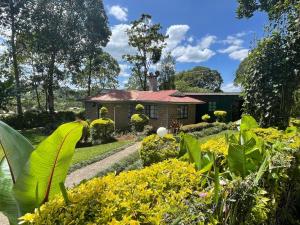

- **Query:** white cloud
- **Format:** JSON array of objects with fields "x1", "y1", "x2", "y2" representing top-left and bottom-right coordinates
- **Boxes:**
[
  {"x1": 172, "y1": 45, "x2": 215, "y2": 63},
  {"x1": 104, "y1": 24, "x2": 135, "y2": 61},
  {"x1": 221, "y1": 83, "x2": 242, "y2": 92},
  {"x1": 119, "y1": 64, "x2": 131, "y2": 77},
  {"x1": 187, "y1": 36, "x2": 194, "y2": 43},
  {"x1": 218, "y1": 33, "x2": 249, "y2": 61},
  {"x1": 165, "y1": 25, "x2": 190, "y2": 52},
  {"x1": 228, "y1": 49, "x2": 249, "y2": 61},
  {"x1": 199, "y1": 35, "x2": 217, "y2": 49},
  {"x1": 108, "y1": 5, "x2": 128, "y2": 21}
]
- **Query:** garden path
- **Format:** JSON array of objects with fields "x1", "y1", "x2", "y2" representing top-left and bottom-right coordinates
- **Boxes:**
[{"x1": 0, "y1": 142, "x2": 140, "y2": 225}]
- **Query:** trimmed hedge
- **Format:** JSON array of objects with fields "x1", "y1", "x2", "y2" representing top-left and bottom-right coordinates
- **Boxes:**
[
  {"x1": 0, "y1": 110, "x2": 76, "y2": 130},
  {"x1": 180, "y1": 121, "x2": 228, "y2": 133}
]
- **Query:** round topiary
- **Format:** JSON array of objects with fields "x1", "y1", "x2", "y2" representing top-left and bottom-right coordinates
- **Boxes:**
[
  {"x1": 140, "y1": 134, "x2": 179, "y2": 166},
  {"x1": 135, "y1": 104, "x2": 144, "y2": 113},
  {"x1": 99, "y1": 107, "x2": 108, "y2": 117},
  {"x1": 214, "y1": 110, "x2": 227, "y2": 122},
  {"x1": 201, "y1": 114, "x2": 211, "y2": 122},
  {"x1": 130, "y1": 113, "x2": 149, "y2": 132},
  {"x1": 90, "y1": 118, "x2": 115, "y2": 144}
]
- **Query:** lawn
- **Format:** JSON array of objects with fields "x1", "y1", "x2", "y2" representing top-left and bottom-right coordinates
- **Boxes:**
[
  {"x1": 19, "y1": 128, "x2": 134, "y2": 167},
  {"x1": 71, "y1": 140, "x2": 133, "y2": 166},
  {"x1": 197, "y1": 129, "x2": 238, "y2": 144}
]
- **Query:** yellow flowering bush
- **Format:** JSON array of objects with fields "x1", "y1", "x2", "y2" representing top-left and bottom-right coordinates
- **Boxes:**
[
  {"x1": 90, "y1": 118, "x2": 115, "y2": 144},
  {"x1": 200, "y1": 137, "x2": 229, "y2": 155},
  {"x1": 140, "y1": 134, "x2": 179, "y2": 166},
  {"x1": 19, "y1": 160, "x2": 205, "y2": 225}
]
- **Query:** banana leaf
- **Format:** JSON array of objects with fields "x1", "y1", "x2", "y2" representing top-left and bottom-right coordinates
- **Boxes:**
[
  {"x1": 181, "y1": 134, "x2": 201, "y2": 170},
  {"x1": 13, "y1": 121, "x2": 84, "y2": 213},
  {"x1": 0, "y1": 121, "x2": 34, "y2": 183},
  {"x1": 0, "y1": 158, "x2": 19, "y2": 225},
  {"x1": 240, "y1": 115, "x2": 259, "y2": 133}
]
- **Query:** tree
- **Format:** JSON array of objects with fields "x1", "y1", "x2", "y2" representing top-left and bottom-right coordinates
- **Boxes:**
[
  {"x1": 235, "y1": 0, "x2": 300, "y2": 128},
  {"x1": 123, "y1": 14, "x2": 167, "y2": 91},
  {"x1": 24, "y1": 0, "x2": 111, "y2": 113},
  {"x1": 175, "y1": 66, "x2": 223, "y2": 93},
  {"x1": 74, "y1": 51, "x2": 120, "y2": 95},
  {"x1": 237, "y1": 34, "x2": 298, "y2": 128},
  {"x1": 158, "y1": 52, "x2": 176, "y2": 90},
  {"x1": 0, "y1": 77, "x2": 13, "y2": 111},
  {"x1": 0, "y1": 0, "x2": 29, "y2": 115}
]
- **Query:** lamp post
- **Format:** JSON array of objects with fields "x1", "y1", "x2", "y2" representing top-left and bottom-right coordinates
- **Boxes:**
[{"x1": 157, "y1": 127, "x2": 168, "y2": 137}]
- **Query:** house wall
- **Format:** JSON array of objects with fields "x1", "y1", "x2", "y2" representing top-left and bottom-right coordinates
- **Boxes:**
[{"x1": 85, "y1": 101, "x2": 197, "y2": 130}]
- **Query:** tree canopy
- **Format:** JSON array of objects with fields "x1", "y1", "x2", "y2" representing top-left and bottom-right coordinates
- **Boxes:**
[
  {"x1": 123, "y1": 14, "x2": 167, "y2": 91},
  {"x1": 158, "y1": 52, "x2": 176, "y2": 90},
  {"x1": 175, "y1": 66, "x2": 223, "y2": 93}
]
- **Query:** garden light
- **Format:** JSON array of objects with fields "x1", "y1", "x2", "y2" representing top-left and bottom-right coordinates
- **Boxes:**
[{"x1": 157, "y1": 127, "x2": 168, "y2": 137}]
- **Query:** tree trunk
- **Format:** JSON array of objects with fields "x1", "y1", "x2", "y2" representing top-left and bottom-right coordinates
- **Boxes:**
[
  {"x1": 10, "y1": 0, "x2": 23, "y2": 115},
  {"x1": 47, "y1": 53, "x2": 56, "y2": 114},
  {"x1": 87, "y1": 57, "x2": 92, "y2": 96}
]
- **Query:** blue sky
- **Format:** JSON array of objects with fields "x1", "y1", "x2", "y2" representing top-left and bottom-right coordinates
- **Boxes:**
[{"x1": 104, "y1": 0, "x2": 268, "y2": 91}]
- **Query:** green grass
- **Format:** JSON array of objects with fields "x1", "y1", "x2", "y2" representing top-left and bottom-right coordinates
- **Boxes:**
[
  {"x1": 20, "y1": 128, "x2": 47, "y2": 146},
  {"x1": 71, "y1": 140, "x2": 133, "y2": 166}
]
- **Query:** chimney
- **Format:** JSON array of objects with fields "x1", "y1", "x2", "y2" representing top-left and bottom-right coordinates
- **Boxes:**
[{"x1": 148, "y1": 71, "x2": 159, "y2": 91}]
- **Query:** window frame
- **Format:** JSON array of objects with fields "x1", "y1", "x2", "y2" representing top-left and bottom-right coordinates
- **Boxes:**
[
  {"x1": 145, "y1": 104, "x2": 158, "y2": 119},
  {"x1": 208, "y1": 101, "x2": 217, "y2": 112},
  {"x1": 177, "y1": 105, "x2": 188, "y2": 119}
]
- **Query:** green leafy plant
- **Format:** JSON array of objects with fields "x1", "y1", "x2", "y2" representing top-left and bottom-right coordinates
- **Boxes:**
[
  {"x1": 130, "y1": 104, "x2": 149, "y2": 132},
  {"x1": 140, "y1": 134, "x2": 179, "y2": 166},
  {"x1": 0, "y1": 120, "x2": 84, "y2": 225},
  {"x1": 90, "y1": 118, "x2": 115, "y2": 144},
  {"x1": 99, "y1": 107, "x2": 108, "y2": 117},
  {"x1": 201, "y1": 114, "x2": 211, "y2": 122},
  {"x1": 214, "y1": 110, "x2": 227, "y2": 122}
]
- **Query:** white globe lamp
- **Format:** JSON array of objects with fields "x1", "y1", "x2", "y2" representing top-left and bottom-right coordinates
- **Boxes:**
[{"x1": 157, "y1": 127, "x2": 168, "y2": 137}]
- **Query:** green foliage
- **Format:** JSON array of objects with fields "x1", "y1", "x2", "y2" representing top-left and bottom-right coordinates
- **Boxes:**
[
  {"x1": 180, "y1": 121, "x2": 228, "y2": 133},
  {"x1": 201, "y1": 114, "x2": 211, "y2": 122},
  {"x1": 123, "y1": 14, "x2": 167, "y2": 90},
  {"x1": 158, "y1": 52, "x2": 176, "y2": 90},
  {"x1": 214, "y1": 110, "x2": 227, "y2": 122},
  {"x1": 90, "y1": 118, "x2": 115, "y2": 144},
  {"x1": 99, "y1": 107, "x2": 108, "y2": 117},
  {"x1": 175, "y1": 66, "x2": 223, "y2": 92},
  {"x1": 0, "y1": 77, "x2": 14, "y2": 111},
  {"x1": 0, "y1": 121, "x2": 83, "y2": 224},
  {"x1": 135, "y1": 104, "x2": 144, "y2": 112},
  {"x1": 140, "y1": 134, "x2": 179, "y2": 166},
  {"x1": 130, "y1": 108, "x2": 149, "y2": 132}
]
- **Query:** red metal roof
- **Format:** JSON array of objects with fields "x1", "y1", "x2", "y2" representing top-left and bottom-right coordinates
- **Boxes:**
[{"x1": 86, "y1": 90, "x2": 204, "y2": 104}]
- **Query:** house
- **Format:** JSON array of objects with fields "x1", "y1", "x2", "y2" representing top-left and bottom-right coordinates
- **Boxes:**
[
  {"x1": 84, "y1": 74, "x2": 242, "y2": 130},
  {"x1": 84, "y1": 89, "x2": 204, "y2": 130}
]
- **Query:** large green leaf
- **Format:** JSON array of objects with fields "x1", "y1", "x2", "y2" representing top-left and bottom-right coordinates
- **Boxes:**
[
  {"x1": 0, "y1": 121, "x2": 34, "y2": 183},
  {"x1": 0, "y1": 159, "x2": 19, "y2": 225},
  {"x1": 182, "y1": 134, "x2": 201, "y2": 170},
  {"x1": 14, "y1": 121, "x2": 83, "y2": 213},
  {"x1": 240, "y1": 115, "x2": 259, "y2": 133},
  {"x1": 228, "y1": 143, "x2": 247, "y2": 178}
]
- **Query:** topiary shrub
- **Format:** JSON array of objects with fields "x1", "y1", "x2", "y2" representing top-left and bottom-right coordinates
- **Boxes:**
[
  {"x1": 139, "y1": 134, "x2": 179, "y2": 166},
  {"x1": 130, "y1": 104, "x2": 149, "y2": 132},
  {"x1": 201, "y1": 114, "x2": 211, "y2": 122},
  {"x1": 90, "y1": 107, "x2": 115, "y2": 144},
  {"x1": 214, "y1": 110, "x2": 227, "y2": 122}
]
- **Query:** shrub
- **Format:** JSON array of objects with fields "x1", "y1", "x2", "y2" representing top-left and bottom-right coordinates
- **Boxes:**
[
  {"x1": 135, "y1": 103, "x2": 144, "y2": 112},
  {"x1": 99, "y1": 106, "x2": 108, "y2": 117},
  {"x1": 130, "y1": 104, "x2": 149, "y2": 132},
  {"x1": 140, "y1": 134, "x2": 179, "y2": 166},
  {"x1": 214, "y1": 110, "x2": 227, "y2": 122},
  {"x1": 90, "y1": 118, "x2": 115, "y2": 144},
  {"x1": 200, "y1": 137, "x2": 228, "y2": 155},
  {"x1": 19, "y1": 160, "x2": 203, "y2": 225},
  {"x1": 201, "y1": 114, "x2": 211, "y2": 122},
  {"x1": 180, "y1": 122, "x2": 213, "y2": 133}
]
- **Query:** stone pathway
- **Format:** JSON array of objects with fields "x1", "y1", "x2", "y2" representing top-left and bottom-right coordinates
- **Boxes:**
[{"x1": 0, "y1": 142, "x2": 140, "y2": 225}]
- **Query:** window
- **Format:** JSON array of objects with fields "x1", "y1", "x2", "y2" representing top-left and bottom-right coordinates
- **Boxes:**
[
  {"x1": 208, "y1": 102, "x2": 216, "y2": 111},
  {"x1": 177, "y1": 105, "x2": 188, "y2": 119},
  {"x1": 128, "y1": 104, "x2": 135, "y2": 118},
  {"x1": 145, "y1": 105, "x2": 158, "y2": 119}
]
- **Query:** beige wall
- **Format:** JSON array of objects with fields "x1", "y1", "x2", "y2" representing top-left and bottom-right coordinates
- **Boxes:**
[{"x1": 85, "y1": 101, "x2": 197, "y2": 130}]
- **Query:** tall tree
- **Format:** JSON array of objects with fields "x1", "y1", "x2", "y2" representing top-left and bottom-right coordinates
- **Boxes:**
[
  {"x1": 123, "y1": 14, "x2": 167, "y2": 91},
  {"x1": 25, "y1": 0, "x2": 110, "y2": 113},
  {"x1": 74, "y1": 51, "x2": 120, "y2": 95},
  {"x1": 158, "y1": 52, "x2": 176, "y2": 90},
  {"x1": 236, "y1": 0, "x2": 300, "y2": 128},
  {"x1": 0, "y1": 0, "x2": 29, "y2": 115},
  {"x1": 175, "y1": 66, "x2": 223, "y2": 93}
]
